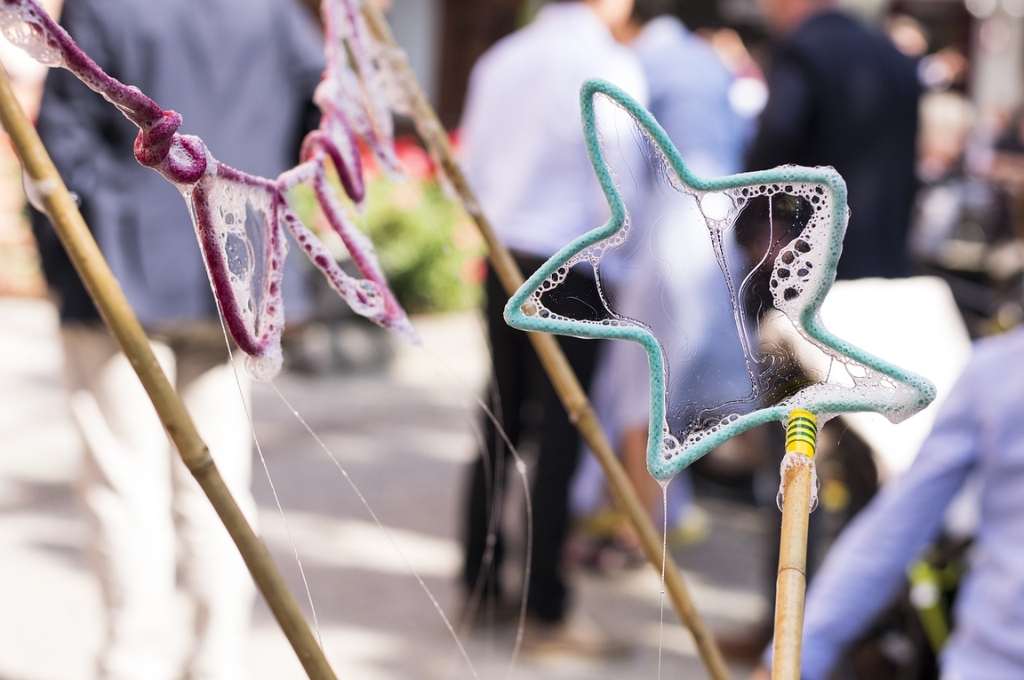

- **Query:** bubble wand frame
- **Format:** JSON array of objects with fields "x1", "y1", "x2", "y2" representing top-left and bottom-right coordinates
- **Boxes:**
[
  {"x1": 0, "y1": 0, "x2": 418, "y2": 380},
  {"x1": 502, "y1": 79, "x2": 936, "y2": 680}
]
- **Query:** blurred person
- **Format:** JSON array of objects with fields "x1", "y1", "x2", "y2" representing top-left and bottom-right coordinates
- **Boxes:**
[
  {"x1": 887, "y1": 13, "x2": 929, "y2": 59},
  {"x1": 720, "y1": 0, "x2": 922, "y2": 657},
  {"x1": 917, "y1": 91, "x2": 975, "y2": 183},
  {"x1": 704, "y1": 27, "x2": 769, "y2": 122},
  {"x1": 746, "y1": 0, "x2": 920, "y2": 280},
  {"x1": 615, "y1": 0, "x2": 749, "y2": 175},
  {"x1": 753, "y1": 326, "x2": 1024, "y2": 679},
  {"x1": 908, "y1": 92, "x2": 1019, "y2": 338},
  {"x1": 29, "y1": 0, "x2": 323, "y2": 678},
  {"x1": 571, "y1": 0, "x2": 751, "y2": 567},
  {"x1": 457, "y1": 0, "x2": 647, "y2": 655},
  {"x1": 989, "y1": 106, "x2": 1024, "y2": 211}
]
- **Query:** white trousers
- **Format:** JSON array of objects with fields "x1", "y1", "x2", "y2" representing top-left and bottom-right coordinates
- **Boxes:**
[{"x1": 62, "y1": 323, "x2": 256, "y2": 680}]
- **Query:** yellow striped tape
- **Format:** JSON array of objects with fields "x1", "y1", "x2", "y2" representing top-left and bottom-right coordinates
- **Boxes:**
[{"x1": 786, "y1": 409, "x2": 818, "y2": 458}]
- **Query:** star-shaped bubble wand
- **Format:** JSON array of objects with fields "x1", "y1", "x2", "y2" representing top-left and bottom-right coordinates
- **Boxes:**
[{"x1": 506, "y1": 78, "x2": 936, "y2": 679}]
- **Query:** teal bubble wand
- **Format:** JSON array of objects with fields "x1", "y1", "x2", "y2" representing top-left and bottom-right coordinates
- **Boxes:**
[{"x1": 505, "y1": 79, "x2": 936, "y2": 679}]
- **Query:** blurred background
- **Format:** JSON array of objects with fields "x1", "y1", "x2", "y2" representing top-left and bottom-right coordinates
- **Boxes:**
[{"x1": 2, "y1": 0, "x2": 1024, "y2": 678}]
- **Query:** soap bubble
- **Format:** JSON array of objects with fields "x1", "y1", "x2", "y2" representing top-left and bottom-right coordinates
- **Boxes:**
[{"x1": 0, "y1": 4, "x2": 64, "y2": 67}]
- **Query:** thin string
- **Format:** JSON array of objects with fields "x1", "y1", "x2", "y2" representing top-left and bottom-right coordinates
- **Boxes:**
[
  {"x1": 207, "y1": 157, "x2": 532, "y2": 679},
  {"x1": 268, "y1": 380, "x2": 484, "y2": 680},
  {"x1": 400, "y1": 208, "x2": 536, "y2": 675},
  {"x1": 406, "y1": 340, "x2": 535, "y2": 678},
  {"x1": 215, "y1": 317, "x2": 325, "y2": 649},
  {"x1": 210, "y1": 227, "x2": 525, "y2": 680},
  {"x1": 658, "y1": 479, "x2": 670, "y2": 680},
  {"x1": 372, "y1": 211, "x2": 535, "y2": 674}
]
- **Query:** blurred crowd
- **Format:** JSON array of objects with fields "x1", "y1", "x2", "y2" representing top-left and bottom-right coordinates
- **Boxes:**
[{"x1": 456, "y1": 0, "x2": 1024, "y2": 678}]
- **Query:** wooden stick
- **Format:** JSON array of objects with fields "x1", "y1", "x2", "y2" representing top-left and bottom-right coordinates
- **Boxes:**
[
  {"x1": 0, "y1": 65, "x2": 339, "y2": 680},
  {"x1": 772, "y1": 410, "x2": 819, "y2": 680},
  {"x1": 362, "y1": 8, "x2": 732, "y2": 680}
]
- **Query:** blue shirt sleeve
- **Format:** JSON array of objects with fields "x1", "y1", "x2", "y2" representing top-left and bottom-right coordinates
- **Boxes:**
[{"x1": 764, "y1": 361, "x2": 980, "y2": 679}]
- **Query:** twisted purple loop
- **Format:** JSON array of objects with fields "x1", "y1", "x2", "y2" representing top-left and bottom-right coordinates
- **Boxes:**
[
  {"x1": 133, "y1": 110, "x2": 182, "y2": 168},
  {"x1": 161, "y1": 135, "x2": 208, "y2": 185},
  {"x1": 300, "y1": 129, "x2": 364, "y2": 203}
]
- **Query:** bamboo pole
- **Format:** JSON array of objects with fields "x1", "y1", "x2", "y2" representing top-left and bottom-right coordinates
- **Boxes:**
[
  {"x1": 772, "y1": 410, "x2": 819, "y2": 680},
  {"x1": 0, "y1": 65, "x2": 339, "y2": 680},
  {"x1": 362, "y1": 7, "x2": 732, "y2": 680}
]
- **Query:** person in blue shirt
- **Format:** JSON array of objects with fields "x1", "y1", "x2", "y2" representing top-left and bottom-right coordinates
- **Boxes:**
[
  {"x1": 574, "y1": 0, "x2": 752, "y2": 564},
  {"x1": 757, "y1": 326, "x2": 1024, "y2": 679}
]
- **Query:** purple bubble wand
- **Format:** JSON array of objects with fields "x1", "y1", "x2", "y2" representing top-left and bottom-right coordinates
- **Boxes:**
[{"x1": 0, "y1": 0, "x2": 419, "y2": 380}]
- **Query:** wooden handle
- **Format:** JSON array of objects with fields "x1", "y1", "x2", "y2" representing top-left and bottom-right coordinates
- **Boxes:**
[
  {"x1": 772, "y1": 461, "x2": 813, "y2": 680},
  {"x1": 772, "y1": 410, "x2": 819, "y2": 680}
]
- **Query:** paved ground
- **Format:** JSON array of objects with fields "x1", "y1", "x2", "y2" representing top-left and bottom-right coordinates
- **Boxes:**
[{"x1": 0, "y1": 297, "x2": 763, "y2": 680}]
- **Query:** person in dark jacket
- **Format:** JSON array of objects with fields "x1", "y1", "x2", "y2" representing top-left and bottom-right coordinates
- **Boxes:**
[
  {"x1": 746, "y1": 0, "x2": 920, "y2": 280},
  {"x1": 718, "y1": 0, "x2": 921, "y2": 660},
  {"x1": 457, "y1": 0, "x2": 645, "y2": 656}
]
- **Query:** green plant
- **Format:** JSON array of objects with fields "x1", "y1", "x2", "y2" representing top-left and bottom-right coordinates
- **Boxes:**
[
  {"x1": 362, "y1": 174, "x2": 483, "y2": 314},
  {"x1": 286, "y1": 139, "x2": 484, "y2": 316}
]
